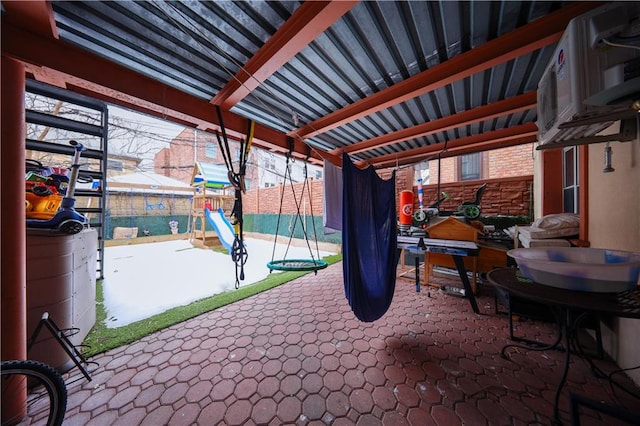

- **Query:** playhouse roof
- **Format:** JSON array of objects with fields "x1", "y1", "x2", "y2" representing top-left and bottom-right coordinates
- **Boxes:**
[
  {"x1": 191, "y1": 162, "x2": 230, "y2": 189},
  {"x1": 108, "y1": 172, "x2": 193, "y2": 195}
]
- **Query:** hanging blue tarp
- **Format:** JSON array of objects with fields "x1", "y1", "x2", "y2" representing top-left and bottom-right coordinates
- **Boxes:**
[
  {"x1": 342, "y1": 153, "x2": 399, "y2": 322},
  {"x1": 191, "y1": 162, "x2": 230, "y2": 189}
]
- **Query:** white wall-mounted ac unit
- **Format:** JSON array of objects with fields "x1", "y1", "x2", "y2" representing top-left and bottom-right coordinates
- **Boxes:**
[{"x1": 537, "y1": 2, "x2": 640, "y2": 146}]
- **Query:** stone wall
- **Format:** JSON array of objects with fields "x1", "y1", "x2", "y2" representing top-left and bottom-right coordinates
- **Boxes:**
[{"x1": 415, "y1": 176, "x2": 533, "y2": 217}]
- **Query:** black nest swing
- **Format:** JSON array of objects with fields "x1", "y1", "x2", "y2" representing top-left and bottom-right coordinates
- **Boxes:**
[{"x1": 267, "y1": 140, "x2": 328, "y2": 273}]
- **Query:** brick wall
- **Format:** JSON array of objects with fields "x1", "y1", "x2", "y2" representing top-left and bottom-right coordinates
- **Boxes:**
[
  {"x1": 154, "y1": 128, "x2": 259, "y2": 188},
  {"x1": 423, "y1": 144, "x2": 534, "y2": 183},
  {"x1": 243, "y1": 172, "x2": 533, "y2": 218},
  {"x1": 154, "y1": 148, "x2": 171, "y2": 177},
  {"x1": 488, "y1": 144, "x2": 534, "y2": 178},
  {"x1": 427, "y1": 157, "x2": 456, "y2": 183},
  {"x1": 244, "y1": 178, "x2": 324, "y2": 215}
]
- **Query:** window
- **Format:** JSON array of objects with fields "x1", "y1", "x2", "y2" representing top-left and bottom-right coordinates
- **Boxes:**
[
  {"x1": 244, "y1": 179, "x2": 251, "y2": 191},
  {"x1": 458, "y1": 152, "x2": 482, "y2": 181},
  {"x1": 315, "y1": 170, "x2": 323, "y2": 180},
  {"x1": 264, "y1": 182, "x2": 275, "y2": 188},
  {"x1": 107, "y1": 159, "x2": 124, "y2": 172},
  {"x1": 563, "y1": 147, "x2": 579, "y2": 213},
  {"x1": 265, "y1": 156, "x2": 276, "y2": 171},
  {"x1": 234, "y1": 148, "x2": 241, "y2": 161},
  {"x1": 205, "y1": 141, "x2": 217, "y2": 158}
]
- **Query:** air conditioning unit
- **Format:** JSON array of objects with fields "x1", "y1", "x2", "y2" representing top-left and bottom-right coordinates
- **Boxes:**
[{"x1": 536, "y1": 3, "x2": 640, "y2": 146}]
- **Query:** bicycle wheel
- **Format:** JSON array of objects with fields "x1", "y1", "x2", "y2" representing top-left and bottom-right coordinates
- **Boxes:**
[{"x1": 1, "y1": 360, "x2": 67, "y2": 426}]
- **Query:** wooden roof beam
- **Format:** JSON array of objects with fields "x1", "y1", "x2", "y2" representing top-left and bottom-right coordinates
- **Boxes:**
[
  {"x1": 1, "y1": 0, "x2": 68, "y2": 87},
  {"x1": 292, "y1": 2, "x2": 602, "y2": 140},
  {"x1": 211, "y1": 1, "x2": 357, "y2": 109},
  {"x1": 373, "y1": 133, "x2": 538, "y2": 170},
  {"x1": 2, "y1": 21, "x2": 322, "y2": 165},
  {"x1": 335, "y1": 91, "x2": 537, "y2": 156},
  {"x1": 1, "y1": 0, "x2": 58, "y2": 39},
  {"x1": 360, "y1": 123, "x2": 539, "y2": 169}
]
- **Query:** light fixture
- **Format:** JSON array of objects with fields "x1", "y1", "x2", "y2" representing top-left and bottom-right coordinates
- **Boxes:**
[{"x1": 603, "y1": 142, "x2": 615, "y2": 173}]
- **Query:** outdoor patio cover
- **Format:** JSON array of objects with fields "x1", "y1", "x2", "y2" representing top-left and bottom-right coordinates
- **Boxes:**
[
  {"x1": 342, "y1": 153, "x2": 399, "y2": 322},
  {"x1": 191, "y1": 162, "x2": 231, "y2": 189}
]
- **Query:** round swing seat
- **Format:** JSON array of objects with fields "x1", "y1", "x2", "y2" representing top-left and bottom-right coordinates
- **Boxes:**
[{"x1": 267, "y1": 259, "x2": 328, "y2": 272}]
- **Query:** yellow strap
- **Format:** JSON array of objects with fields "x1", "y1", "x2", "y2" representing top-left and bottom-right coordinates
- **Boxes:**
[{"x1": 245, "y1": 120, "x2": 255, "y2": 156}]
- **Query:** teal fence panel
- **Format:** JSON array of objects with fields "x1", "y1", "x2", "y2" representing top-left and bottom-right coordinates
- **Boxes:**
[
  {"x1": 106, "y1": 214, "x2": 191, "y2": 239},
  {"x1": 245, "y1": 214, "x2": 342, "y2": 245},
  {"x1": 105, "y1": 212, "x2": 342, "y2": 245}
]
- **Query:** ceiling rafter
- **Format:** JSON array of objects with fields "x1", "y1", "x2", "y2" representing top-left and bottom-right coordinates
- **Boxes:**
[
  {"x1": 1, "y1": 0, "x2": 58, "y2": 39},
  {"x1": 363, "y1": 123, "x2": 539, "y2": 168},
  {"x1": 2, "y1": 2, "x2": 608, "y2": 171},
  {"x1": 289, "y1": 2, "x2": 601, "y2": 141},
  {"x1": 373, "y1": 132, "x2": 538, "y2": 170},
  {"x1": 334, "y1": 91, "x2": 537, "y2": 156},
  {"x1": 1, "y1": 21, "x2": 325, "y2": 165},
  {"x1": 211, "y1": 1, "x2": 357, "y2": 109},
  {"x1": 1, "y1": 0, "x2": 67, "y2": 87}
]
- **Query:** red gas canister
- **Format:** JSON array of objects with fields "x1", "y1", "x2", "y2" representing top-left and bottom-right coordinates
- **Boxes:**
[{"x1": 399, "y1": 190, "x2": 414, "y2": 232}]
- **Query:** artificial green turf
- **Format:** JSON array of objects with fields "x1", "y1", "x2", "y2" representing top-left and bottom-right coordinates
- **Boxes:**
[{"x1": 82, "y1": 253, "x2": 342, "y2": 358}]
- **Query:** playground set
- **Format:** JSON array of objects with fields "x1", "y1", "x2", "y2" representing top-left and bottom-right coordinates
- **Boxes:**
[
  {"x1": 188, "y1": 185, "x2": 234, "y2": 250},
  {"x1": 187, "y1": 108, "x2": 328, "y2": 288}
]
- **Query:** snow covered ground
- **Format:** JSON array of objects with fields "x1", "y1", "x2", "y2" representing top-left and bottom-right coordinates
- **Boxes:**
[{"x1": 102, "y1": 238, "x2": 335, "y2": 328}]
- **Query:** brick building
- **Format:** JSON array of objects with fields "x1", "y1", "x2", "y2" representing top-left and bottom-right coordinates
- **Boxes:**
[
  {"x1": 417, "y1": 144, "x2": 534, "y2": 184},
  {"x1": 153, "y1": 128, "x2": 259, "y2": 190},
  {"x1": 155, "y1": 129, "x2": 534, "y2": 218},
  {"x1": 153, "y1": 128, "x2": 323, "y2": 189}
]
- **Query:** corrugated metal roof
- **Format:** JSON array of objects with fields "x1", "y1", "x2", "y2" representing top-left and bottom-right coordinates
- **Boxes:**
[{"x1": 2, "y1": 1, "x2": 608, "y2": 167}]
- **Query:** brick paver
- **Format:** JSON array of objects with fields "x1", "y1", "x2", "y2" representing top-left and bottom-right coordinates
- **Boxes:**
[{"x1": 62, "y1": 262, "x2": 640, "y2": 424}]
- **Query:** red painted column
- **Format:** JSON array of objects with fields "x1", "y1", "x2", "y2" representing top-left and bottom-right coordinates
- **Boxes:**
[
  {"x1": 1, "y1": 56, "x2": 27, "y2": 363},
  {"x1": 541, "y1": 149, "x2": 563, "y2": 215},
  {"x1": 578, "y1": 145, "x2": 589, "y2": 241}
]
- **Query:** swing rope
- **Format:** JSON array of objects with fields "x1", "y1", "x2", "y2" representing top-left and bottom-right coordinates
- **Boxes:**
[
  {"x1": 215, "y1": 105, "x2": 254, "y2": 289},
  {"x1": 268, "y1": 139, "x2": 327, "y2": 273}
]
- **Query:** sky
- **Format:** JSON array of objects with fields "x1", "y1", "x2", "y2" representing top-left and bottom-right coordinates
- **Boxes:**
[
  {"x1": 108, "y1": 106, "x2": 185, "y2": 171},
  {"x1": 107, "y1": 104, "x2": 321, "y2": 180},
  {"x1": 110, "y1": 105, "x2": 184, "y2": 141}
]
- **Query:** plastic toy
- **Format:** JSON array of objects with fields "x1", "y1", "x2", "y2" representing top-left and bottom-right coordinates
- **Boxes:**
[{"x1": 26, "y1": 140, "x2": 88, "y2": 234}]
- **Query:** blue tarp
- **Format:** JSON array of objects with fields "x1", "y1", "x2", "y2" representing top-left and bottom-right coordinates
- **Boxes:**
[
  {"x1": 341, "y1": 153, "x2": 399, "y2": 322},
  {"x1": 191, "y1": 162, "x2": 230, "y2": 189}
]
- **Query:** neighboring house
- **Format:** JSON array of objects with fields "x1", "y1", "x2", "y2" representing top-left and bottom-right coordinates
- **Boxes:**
[
  {"x1": 154, "y1": 127, "x2": 322, "y2": 188},
  {"x1": 106, "y1": 171, "x2": 194, "y2": 237},
  {"x1": 154, "y1": 128, "x2": 259, "y2": 190},
  {"x1": 25, "y1": 150, "x2": 141, "y2": 179},
  {"x1": 254, "y1": 148, "x2": 323, "y2": 188},
  {"x1": 418, "y1": 143, "x2": 534, "y2": 184},
  {"x1": 105, "y1": 153, "x2": 142, "y2": 178}
]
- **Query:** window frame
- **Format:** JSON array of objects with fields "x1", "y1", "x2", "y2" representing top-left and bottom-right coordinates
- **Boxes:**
[
  {"x1": 562, "y1": 146, "x2": 579, "y2": 213},
  {"x1": 205, "y1": 140, "x2": 217, "y2": 159},
  {"x1": 457, "y1": 152, "x2": 484, "y2": 181}
]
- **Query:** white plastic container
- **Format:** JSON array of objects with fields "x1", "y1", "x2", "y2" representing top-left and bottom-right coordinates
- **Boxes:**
[{"x1": 508, "y1": 247, "x2": 640, "y2": 293}]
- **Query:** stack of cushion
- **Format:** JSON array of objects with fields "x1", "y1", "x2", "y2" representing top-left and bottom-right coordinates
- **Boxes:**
[{"x1": 510, "y1": 213, "x2": 580, "y2": 248}]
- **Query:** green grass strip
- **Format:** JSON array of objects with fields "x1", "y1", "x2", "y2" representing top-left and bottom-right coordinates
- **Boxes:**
[{"x1": 82, "y1": 253, "x2": 341, "y2": 358}]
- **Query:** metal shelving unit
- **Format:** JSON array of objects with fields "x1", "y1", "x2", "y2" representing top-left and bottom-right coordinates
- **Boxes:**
[{"x1": 25, "y1": 79, "x2": 108, "y2": 279}]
